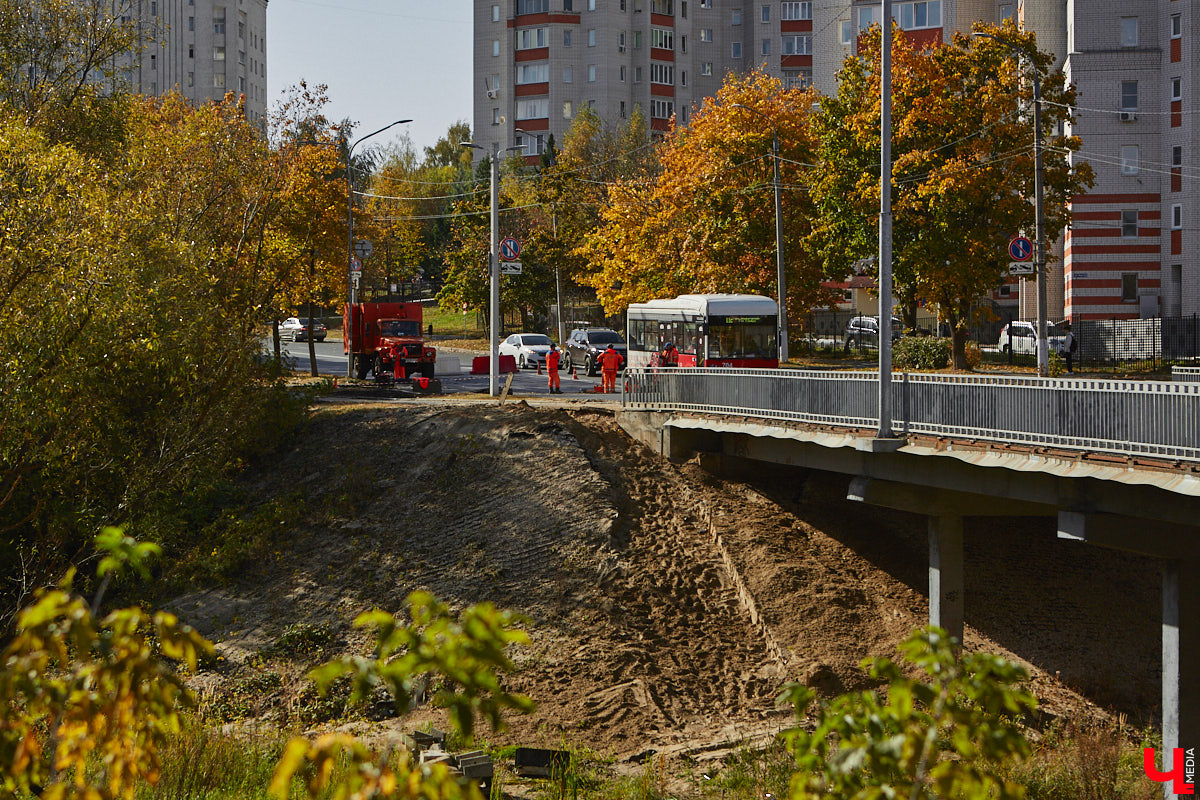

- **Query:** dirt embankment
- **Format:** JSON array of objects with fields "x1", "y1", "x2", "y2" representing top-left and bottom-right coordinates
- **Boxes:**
[{"x1": 169, "y1": 400, "x2": 1157, "y2": 760}]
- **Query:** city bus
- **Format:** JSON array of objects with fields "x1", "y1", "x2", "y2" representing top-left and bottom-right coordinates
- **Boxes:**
[{"x1": 626, "y1": 294, "x2": 779, "y2": 369}]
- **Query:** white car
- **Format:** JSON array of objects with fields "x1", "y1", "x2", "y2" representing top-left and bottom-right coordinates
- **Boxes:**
[
  {"x1": 279, "y1": 316, "x2": 327, "y2": 342},
  {"x1": 998, "y1": 321, "x2": 1067, "y2": 355},
  {"x1": 499, "y1": 333, "x2": 560, "y2": 369}
]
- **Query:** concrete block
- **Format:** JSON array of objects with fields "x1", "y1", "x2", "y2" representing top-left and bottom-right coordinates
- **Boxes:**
[{"x1": 436, "y1": 356, "x2": 461, "y2": 375}]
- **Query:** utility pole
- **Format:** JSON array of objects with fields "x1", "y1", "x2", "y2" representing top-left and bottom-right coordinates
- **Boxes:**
[{"x1": 877, "y1": 0, "x2": 895, "y2": 438}]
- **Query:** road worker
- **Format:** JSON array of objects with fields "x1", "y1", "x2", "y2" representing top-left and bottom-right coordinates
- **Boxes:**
[
  {"x1": 599, "y1": 344, "x2": 623, "y2": 392},
  {"x1": 660, "y1": 341, "x2": 679, "y2": 368},
  {"x1": 546, "y1": 346, "x2": 562, "y2": 394}
]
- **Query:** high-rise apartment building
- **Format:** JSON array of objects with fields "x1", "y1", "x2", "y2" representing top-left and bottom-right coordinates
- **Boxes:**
[
  {"x1": 476, "y1": 0, "x2": 1197, "y2": 321},
  {"x1": 121, "y1": 0, "x2": 270, "y2": 127}
]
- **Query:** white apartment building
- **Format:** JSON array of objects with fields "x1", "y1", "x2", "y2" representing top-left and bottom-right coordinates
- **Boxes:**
[
  {"x1": 475, "y1": 0, "x2": 1197, "y2": 321},
  {"x1": 120, "y1": 0, "x2": 270, "y2": 127}
]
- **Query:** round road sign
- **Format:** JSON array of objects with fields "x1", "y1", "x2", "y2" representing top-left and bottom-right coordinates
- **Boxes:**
[
  {"x1": 499, "y1": 236, "x2": 521, "y2": 261},
  {"x1": 1008, "y1": 236, "x2": 1033, "y2": 262},
  {"x1": 350, "y1": 257, "x2": 362, "y2": 273}
]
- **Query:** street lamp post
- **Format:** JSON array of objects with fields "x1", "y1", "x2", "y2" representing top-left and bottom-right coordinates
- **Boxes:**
[
  {"x1": 345, "y1": 119, "x2": 411, "y2": 378},
  {"x1": 878, "y1": 0, "x2": 895, "y2": 438},
  {"x1": 461, "y1": 140, "x2": 525, "y2": 396},
  {"x1": 975, "y1": 32, "x2": 1049, "y2": 376},
  {"x1": 731, "y1": 103, "x2": 788, "y2": 364}
]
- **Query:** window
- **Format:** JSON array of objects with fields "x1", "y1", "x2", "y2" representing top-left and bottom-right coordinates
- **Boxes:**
[
  {"x1": 214, "y1": 46, "x2": 225, "y2": 60},
  {"x1": 781, "y1": 2, "x2": 812, "y2": 21},
  {"x1": 840, "y1": 20, "x2": 853, "y2": 44},
  {"x1": 564, "y1": 29, "x2": 572, "y2": 45},
  {"x1": 619, "y1": 30, "x2": 626, "y2": 50},
  {"x1": 1171, "y1": 14, "x2": 1182, "y2": 38},
  {"x1": 492, "y1": 5, "x2": 500, "y2": 21},
  {"x1": 1173, "y1": 146, "x2": 1183, "y2": 168},
  {"x1": 1120, "y1": 145, "x2": 1139, "y2": 175},
  {"x1": 1121, "y1": 273, "x2": 1138, "y2": 301},
  {"x1": 150, "y1": 54, "x2": 156, "y2": 70},
  {"x1": 651, "y1": 0, "x2": 673, "y2": 12},
  {"x1": 999, "y1": 4, "x2": 1014, "y2": 20},
  {"x1": 699, "y1": 28, "x2": 712, "y2": 41},
  {"x1": 150, "y1": 1, "x2": 157, "y2": 13},
  {"x1": 564, "y1": 0, "x2": 573, "y2": 9},
  {"x1": 731, "y1": 41, "x2": 742, "y2": 57},
  {"x1": 1172, "y1": 204, "x2": 1183, "y2": 229},
  {"x1": 681, "y1": 34, "x2": 687, "y2": 52},
  {"x1": 238, "y1": 49, "x2": 245, "y2": 63},
  {"x1": 732, "y1": 9, "x2": 741, "y2": 24},
  {"x1": 588, "y1": 29, "x2": 596, "y2": 46},
  {"x1": 517, "y1": 63, "x2": 549, "y2": 83},
  {"x1": 588, "y1": 64, "x2": 597, "y2": 81},
  {"x1": 681, "y1": 0, "x2": 687, "y2": 17},
  {"x1": 651, "y1": 99, "x2": 674, "y2": 118},
  {"x1": 564, "y1": 66, "x2": 573, "y2": 82},
  {"x1": 620, "y1": 0, "x2": 626, "y2": 8},
  {"x1": 1120, "y1": 81, "x2": 1138, "y2": 111},
  {"x1": 517, "y1": 0, "x2": 548, "y2": 12},
  {"x1": 1121, "y1": 209, "x2": 1139, "y2": 238},
  {"x1": 493, "y1": 108, "x2": 501, "y2": 125},
  {"x1": 588, "y1": 0, "x2": 595, "y2": 9},
  {"x1": 517, "y1": 98, "x2": 549, "y2": 118},
  {"x1": 563, "y1": 101, "x2": 573, "y2": 118},
  {"x1": 681, "y1": 105, "x2": 689, "y2": 123},
  {"x1": 619, "y1": 65, "x2": 625, "y2": 81},
  {"x1": 238, "y1": 21, "x2": 245, "y2": 38},
  {"x1": 858, "y1": 5, "x2": 881, "y2": 31},
  {"x1": 700, "y1": 0, "x2": 710, "y2": 7},
  {"x1": 188, "y1": 45, "x2": 194, "y2": 58},
  {"x1": 893, "y1": 1, "x2": 941, "y2": 29},
  {"x1": 187, "y1": 71, "x2": 194, "y2": 87},
  {"x1": 214, "y1": 74, "x2": 225, "y2": 88},
  {"x1": 680, "y1": 70, "x2": 687, "y2": 86},
  {"x1": 620, "y1": 101, "x2": 627, "y2": 118},
  {"x1": 515, "y1": 132, "x2": 545, "y2": 154},
  {"x1": 1172, "y1": 77, "x2": 1182, "y2": 101},
  {"x1": 491, "y1": 72, "x2": 500, "y2": 90},
  {"x1": 634, "y1": 30, "x2": 642, "y2": 48},
  {"x1": 634, "y1": 65, "x2": 643, "y2": 82},
  {"x1": 783, "y1": 69, "x2": 812, "y2": 89},
  {"x1": 214, "y1": 20, "x2": 225, "y2": 33},
  {"x1": 701, "y1": 61, "x2": 713, "y2": 76},
  {"x1": 783, "y1": 34, "x2": 811, "y2": 54},
  {"x1": 762, "y1": 5, "x2": 770, "y2": 22},
  {"x1": 188, "y1": 16, "x2": 194, "y2": 30},
  {"x1": 650, "y1": 63, "x2": 674, "y2": 83},
  {"x1": 517, "y1": 27, "x2": 548, "y2": 48},
  {"x1": 493, "y1": 39, "x2": 500, "y2": 56},
  {"x1": 1120, "y1": 17, "x2": 1138, "y2": 47},
  {"x1": 651, "y1": 28, "x2": 673, "y2": 48},
  {"x1": 762, "y1": 39, "x2": 770, "y2": 55}
]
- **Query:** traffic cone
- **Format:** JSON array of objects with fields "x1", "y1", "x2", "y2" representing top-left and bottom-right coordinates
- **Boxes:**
[
  {"x1": 537, "y1": 361, "x2": 543, "y2": 375},
  {"x1": 333, "y1": 378, "x2": 338, "y2": 388},
  {"x1": 571, "y1": 366, "x2": 578, "y2": 380}
]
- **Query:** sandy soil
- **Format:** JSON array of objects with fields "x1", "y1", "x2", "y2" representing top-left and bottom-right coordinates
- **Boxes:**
[{"x1": 169, "y1": 399, "x2": 1137, "y2": 765}]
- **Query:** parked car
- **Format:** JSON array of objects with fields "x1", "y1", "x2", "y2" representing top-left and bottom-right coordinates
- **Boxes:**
[
  {"x1": 564, "y1": 328, "x2": 627, "y2": 376},
  {"x1": 280, "y1": 317, "x2": 327, "y2": 342},
  {"x1": 499, "y1": 333, "x2": 560, "y2": 369},
  {"x1": 843, "y1": 315, "x2": 902, "y2": 352},
  {"x1": 998, "y1": 321, "x2": 1067, "y2": 355}
]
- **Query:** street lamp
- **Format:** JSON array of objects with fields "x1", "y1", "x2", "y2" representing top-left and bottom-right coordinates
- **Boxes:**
[
  {"x1": 345, "y1": 119, "x2": 411, "y2": 378},
  {"x1": 460, "y1": 139, "x2": 525, "y2": 396},
  {"x1": 974, "y1": 31, "x2": 1049, "y2": 377},
  {"x1": 730, "y1": 103, "x2": 788, "y2": 365}
]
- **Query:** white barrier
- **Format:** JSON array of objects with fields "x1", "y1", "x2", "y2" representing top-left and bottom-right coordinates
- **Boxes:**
[{"x1": 436, "y1": 356, "x2": 462, "y2": 376}]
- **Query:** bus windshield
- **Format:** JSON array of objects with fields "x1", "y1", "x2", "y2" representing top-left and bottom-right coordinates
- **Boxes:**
[
  {"x1": 380, "y1": 320, "x2": 421, "y2": 337},
  {"x1": 708, "y1": 322, "x2": 777, "y2": 359}
]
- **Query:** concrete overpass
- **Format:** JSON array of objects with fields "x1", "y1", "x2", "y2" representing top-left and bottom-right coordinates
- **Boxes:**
[{"x1": 619, "y1": 367, "x2": 1198, "y2": 797}]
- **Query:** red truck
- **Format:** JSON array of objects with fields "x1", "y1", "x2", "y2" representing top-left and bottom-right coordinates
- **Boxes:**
[{"x1": 344, "y1": 300, "x2": 436, "y2": 380}]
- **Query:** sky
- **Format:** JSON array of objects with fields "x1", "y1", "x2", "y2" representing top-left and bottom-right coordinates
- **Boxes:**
[{"x1": 266, "y1": 0, "x2": 474, "y2": 155}]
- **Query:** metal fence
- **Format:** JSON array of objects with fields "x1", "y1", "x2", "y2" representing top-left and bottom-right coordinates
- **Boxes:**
[
  {"x1": 1173, "y1": 366, "x2": 1200, "y2": 382},
  {"x1": 1074, "y1": 316, "x2": 1200, "y2": 369},
  {"x1": 624, "y1": 368, "x2": 1200, "y2": 463}
]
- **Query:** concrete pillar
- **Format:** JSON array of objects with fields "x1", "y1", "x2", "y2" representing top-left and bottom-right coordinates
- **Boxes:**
[
  {"x1": 1162, "y1": 561, "x2": 1199, "y2": 800},
  {"x1": 928, "y1": 515, "x2": 964, "y2": 643}
]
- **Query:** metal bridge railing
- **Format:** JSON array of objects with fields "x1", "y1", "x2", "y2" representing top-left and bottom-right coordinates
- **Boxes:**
[
  {"x1": 624, "y1": 368, "x2": 1200, "y2": 463},
  {"x1": 1173, "y1": 366, "x2": 1200, "y2": 382}
]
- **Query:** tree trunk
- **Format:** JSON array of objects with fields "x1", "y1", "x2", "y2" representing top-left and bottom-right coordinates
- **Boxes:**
[
  {"x1": 951, "y1": 324, "x2": 968, "y2": 370},
  {"x1": 272, "y1": 319, "x2": 281, "y2": 363},
  {"x1": 307, "y1": 252, "x2": 318, "y2": 377}
]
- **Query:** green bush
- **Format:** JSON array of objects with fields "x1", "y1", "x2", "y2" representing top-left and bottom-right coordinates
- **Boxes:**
[{"x1": 892, "y1": 337, "x2": 951, "y2": 371}]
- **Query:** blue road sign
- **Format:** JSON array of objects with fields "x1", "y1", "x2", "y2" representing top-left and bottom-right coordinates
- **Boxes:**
[
  {"x1": 499, "y1": 236, "x2": 521, "y2": 261},
  {"x1": 1008, "y1": 236, "x2": 1033, "y2": 262}
]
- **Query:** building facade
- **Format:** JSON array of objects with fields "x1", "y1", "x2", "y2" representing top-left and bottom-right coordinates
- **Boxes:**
[
  {"x1": 475, "y1": 0, "x2": 1196, "y2": 321},
  {"x1": 120, "y1": 0, "x2": 270, "y2": 127}
]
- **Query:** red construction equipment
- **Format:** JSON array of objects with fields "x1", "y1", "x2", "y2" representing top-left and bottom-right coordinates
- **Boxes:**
[{"x1": 343, "y1": 300, "x2": 436, "y2": 380}]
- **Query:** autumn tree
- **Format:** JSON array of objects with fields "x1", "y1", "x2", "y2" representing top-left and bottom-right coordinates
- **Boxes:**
[
  {"x1": 579, "y1": 70, "x2": 828, "y2": 319},
  {"x1": 808, "y1": 21, "x2": 1092, "y2": 366}
]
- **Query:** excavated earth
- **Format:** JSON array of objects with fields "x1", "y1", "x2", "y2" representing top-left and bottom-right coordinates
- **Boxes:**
[{"x1": 169, "y1": 399, "x2": 1160, "y2": 765}]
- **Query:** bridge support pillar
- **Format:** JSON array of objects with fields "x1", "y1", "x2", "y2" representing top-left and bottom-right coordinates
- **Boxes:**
[
  {"x1": 1162, "y1": 560, "x2": 1199, "y2": 800},
  {"x1": 928, "y1": 515, "x2": 964, "y2": 644}
]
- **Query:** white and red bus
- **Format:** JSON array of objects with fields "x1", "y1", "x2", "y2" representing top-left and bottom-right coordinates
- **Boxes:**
[{"x1": 626, "y1": 294, "x2": 779, "y2": 369}]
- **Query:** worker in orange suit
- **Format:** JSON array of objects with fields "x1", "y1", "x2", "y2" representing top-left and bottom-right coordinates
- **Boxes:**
[
  {"x1": 599, "y1": 344, "x2": 623, "y2": 393},
  {"x1": 546, "y1": 346, "x2": 562, "y2": 394}
]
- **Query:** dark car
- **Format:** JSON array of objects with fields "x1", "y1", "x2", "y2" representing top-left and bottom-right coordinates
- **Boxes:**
[
  {"x1": 843, "y1": 315, "x2": 901, "y2": 352},
  {"x1": 280, "y1": 316, "x2": 327, "y2": 342},
  {"x1": 564, "y1": 328, "x2": 626, "y2": 376}
]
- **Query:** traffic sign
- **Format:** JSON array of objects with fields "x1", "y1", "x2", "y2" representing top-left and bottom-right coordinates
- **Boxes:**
[
  {"x1": 1008, "y1": 261, "x2": 1035, "y2": 275},
  {"x1": 500, "y1": 260, "x2": 523, "y2": 275},
  {"x1": 353, "y1": 239, "x2": 373, "y2": 259},
  {"x1": 499, "y1": 236, "x2": 522, "y2": 261},
  {"x1": 1008, "y1": 236, "x2": 1033, "y2": 262},
  {"x1": 350, "y1": 257, "x2": 362, "y2": 273}
]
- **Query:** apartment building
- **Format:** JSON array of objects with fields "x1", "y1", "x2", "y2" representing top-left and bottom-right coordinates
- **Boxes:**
[
  {"x1": 476, "y1": 0, "x2": 1196, "y2": 321},
  {"x1": 120, "y1": 0, "x2": 270, "y2": 127},
  {"x1": 1062, "y1": 0, "x2": 1197, "y2": 319}
]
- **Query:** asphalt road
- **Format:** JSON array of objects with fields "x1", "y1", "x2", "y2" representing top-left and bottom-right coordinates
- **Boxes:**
[{"x1": 277, "y1": 340, "x2": 613, "y2": 399}]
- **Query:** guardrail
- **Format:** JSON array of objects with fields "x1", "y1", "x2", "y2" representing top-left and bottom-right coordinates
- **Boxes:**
[
  {"x1": 1173, "y1": 366, "x2": 1200, "y2": 382},
  {"x1": 623, "y1": 368, "x2": 1200, "y2": 463}
]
